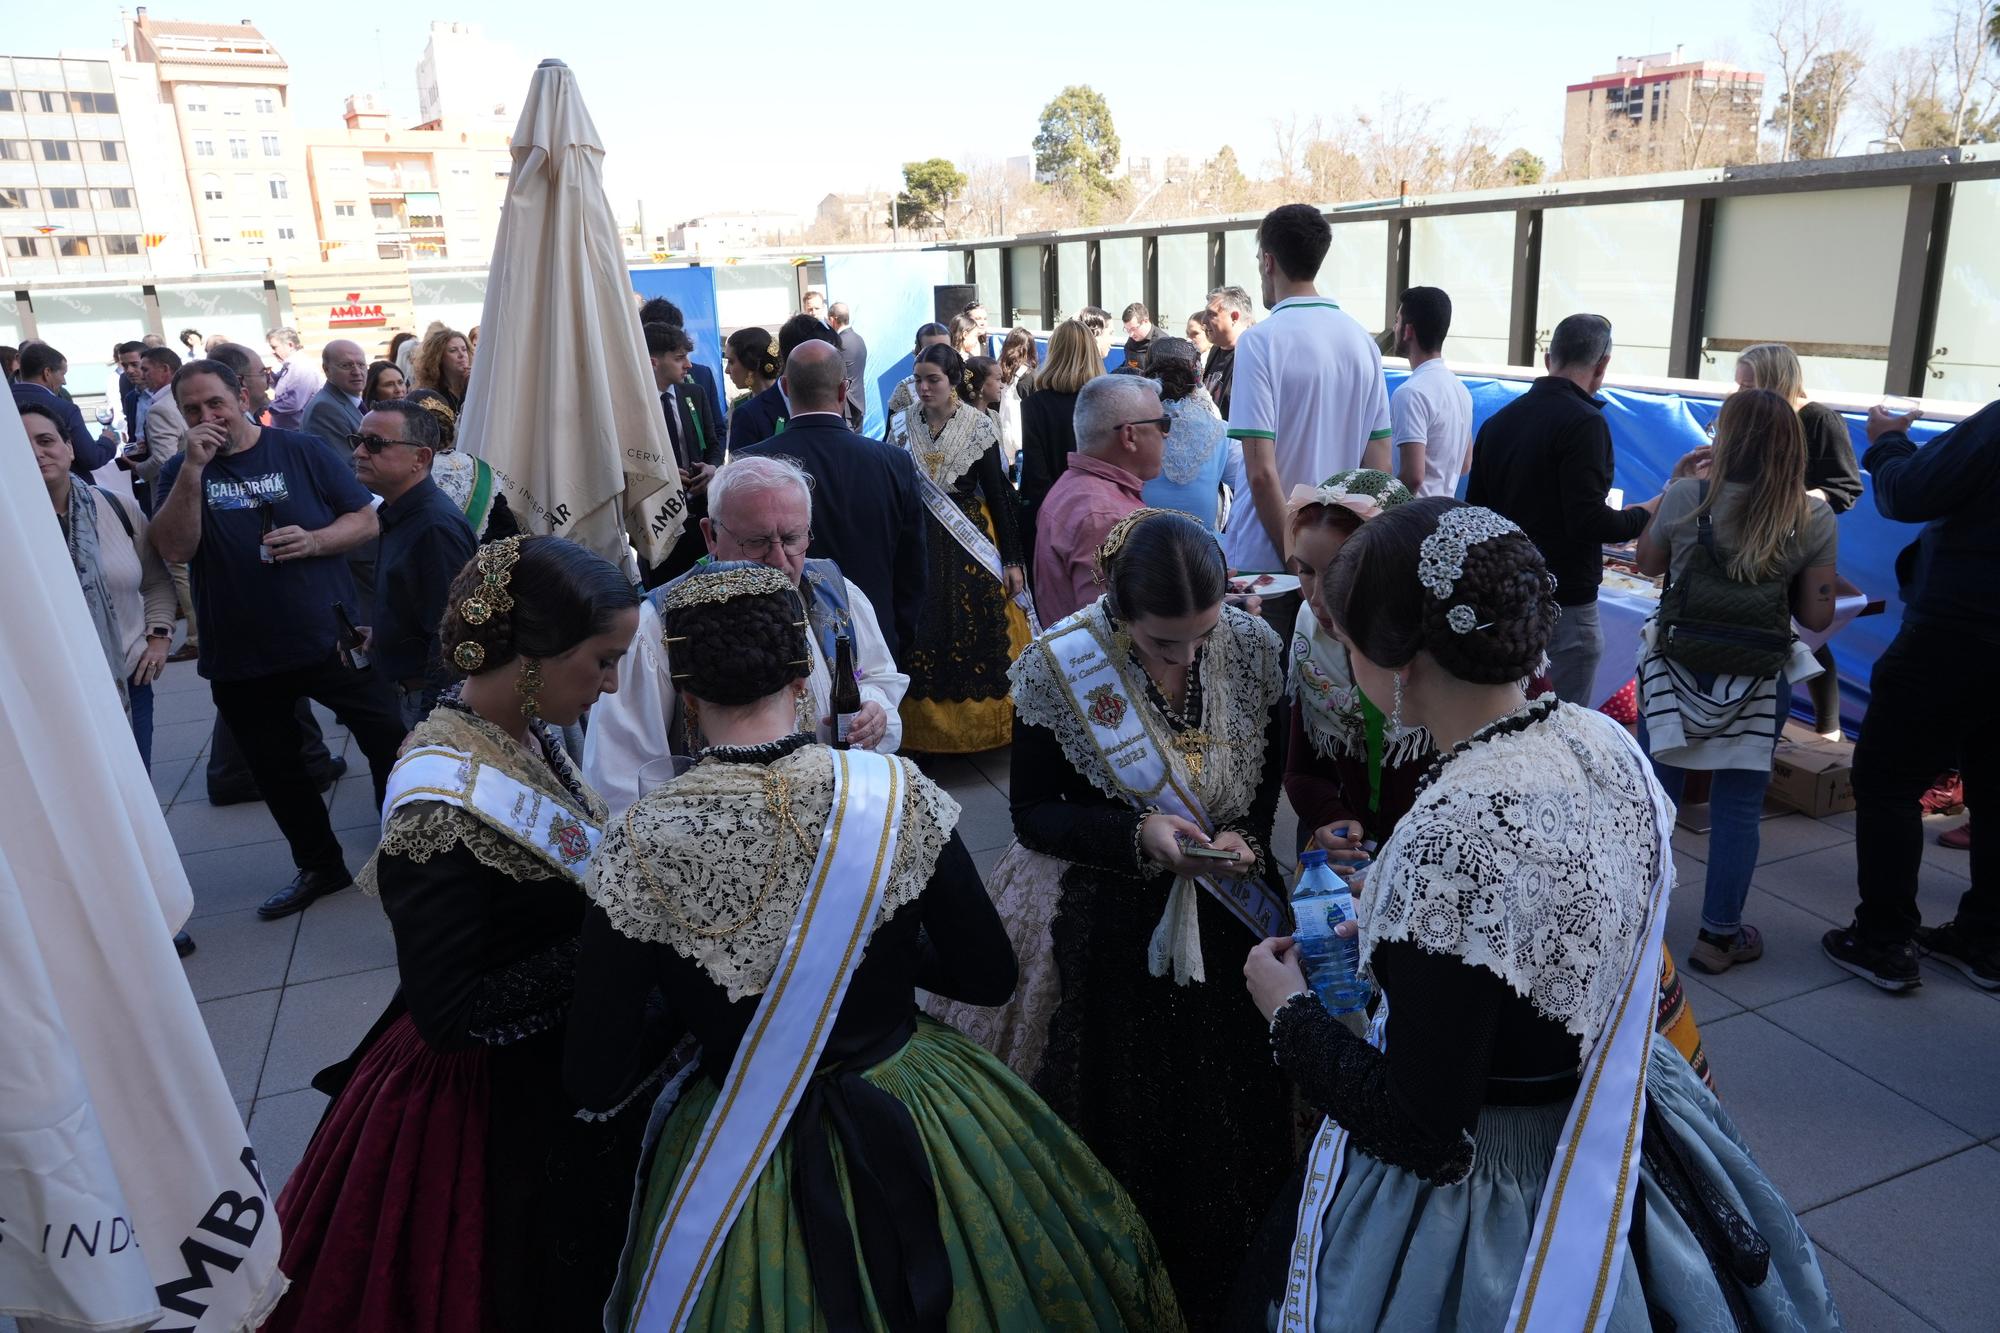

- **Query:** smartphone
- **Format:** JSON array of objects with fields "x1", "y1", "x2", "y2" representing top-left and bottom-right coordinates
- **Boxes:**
[{"x1": 1178, "y1": 841, "x2": 1240, "y2": 862}]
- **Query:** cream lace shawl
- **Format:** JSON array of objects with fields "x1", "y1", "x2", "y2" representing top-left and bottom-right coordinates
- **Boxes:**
[
  {"x1": 585, "y1": 746, "x2": 959, "y2": 1001},
  {"x1": 1358, "y1": 702, "x2": 1669, "y2": 1046},
  {"x1": 901, "y1": 402, "x2": 996, "y2": 489},
  {"x1": 357, "y1": 707, "x2": 609, "y2": 894},
  {"x1": 1289, "y1": 604, "x2": 1430, "y2": 767},
  {"x1": 1009, "y1": 599, "x2": 1284, "y2": 829}
]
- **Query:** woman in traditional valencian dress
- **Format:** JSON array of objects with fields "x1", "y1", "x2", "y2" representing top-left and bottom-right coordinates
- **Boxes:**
[
  {"x1": 266, "y1": 537, "x2": 652, "y2": 1331},
  {"x1": 937, "y1": 508, "x2": 1292, "y2": 1328},
  {"x1": 1243, "y1": 498, "x2": 1838, "y2": 1330},
  {"x1": 567, "y1": 562, "x2": 1182, "y2": 1332},
  {"x1": 884, "y1": 321, "x2": 951, "y2": 443},
  {"x1": 895, "y1": 342, "x2": 1031, "y2": 752}
]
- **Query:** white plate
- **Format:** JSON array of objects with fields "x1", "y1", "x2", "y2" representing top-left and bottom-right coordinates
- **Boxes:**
[{"x1": 1228, "y1": 573, "x2": 1301, "y2": 598}]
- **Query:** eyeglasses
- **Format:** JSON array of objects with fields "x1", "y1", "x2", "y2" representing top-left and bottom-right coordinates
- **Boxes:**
[
  {"x1": 347, "y1": 432, "x2": 413, "y2": 453},
  {"x1": 716, "y1": 519, "x2": 812, "y2": 558},
  {"x1": 1119, "y1": 416, "x2": 1172, "y2": 435}
]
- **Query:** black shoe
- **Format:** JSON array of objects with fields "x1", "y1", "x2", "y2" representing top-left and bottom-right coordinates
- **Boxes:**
[
  {"x1": 311, "y1": 755, "x2": 349, "y2": 793},
  {"x1": 207, "y1": 785, "x2": 262, "y2": 807},
  {"x1": 173, "y1": 930, "x2": 196, "y2": 957},
  {"x1": 1916, "y1": 921, "x2": 2000, "y2": 990},
  {"x1": 256, "y1": 869, "x2": 352, "y2": 920},
  {"x1": 1821, "y1": 924, "x2": 1922, "y2": 992}
]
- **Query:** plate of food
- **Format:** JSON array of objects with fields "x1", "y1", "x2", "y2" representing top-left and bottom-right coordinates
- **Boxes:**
[{"x1": 1227, "y1": 572, "x2": 1301, "y2": 598}]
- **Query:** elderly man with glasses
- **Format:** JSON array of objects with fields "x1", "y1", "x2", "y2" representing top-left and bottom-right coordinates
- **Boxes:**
[
  {"x1": 1031, "y1": 374, "x2": 1169, "y2": 626},
  {"x1": 581, "y1": 454, "x2": 909, "y2": 816},
  {"x1": 351, "y1": 399, "x2": 476, "y2": 727}
]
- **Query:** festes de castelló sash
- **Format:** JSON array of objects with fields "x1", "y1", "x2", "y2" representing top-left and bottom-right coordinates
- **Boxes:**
[{"x1": 386, "y1": 744, "x2": 601, "y2": 880}]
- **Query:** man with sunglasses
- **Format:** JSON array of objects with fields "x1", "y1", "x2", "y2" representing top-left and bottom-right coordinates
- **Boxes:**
[
  {"x1": 1033, "y1": 374, "x2": 1168, "y2": 625},
  {"x1": 352, "y1": 401, "x2": 476, "y2": 728},
  {"x1": 581, "y1": 454, "x2": 908, "y2": 817}
]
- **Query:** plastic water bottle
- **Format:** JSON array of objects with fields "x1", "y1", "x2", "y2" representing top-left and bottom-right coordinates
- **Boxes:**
[{"x1": 1291, "y1": 848, "x2": 1370, "y2": 1037}]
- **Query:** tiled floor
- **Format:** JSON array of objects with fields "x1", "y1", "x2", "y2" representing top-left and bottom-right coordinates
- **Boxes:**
[{"x1": 148, "y1": 659, "x2": 1990, "y2": 1330}]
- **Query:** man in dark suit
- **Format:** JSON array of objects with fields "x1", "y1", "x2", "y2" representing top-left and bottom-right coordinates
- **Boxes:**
[
  {"x1": 646, "y1": 320, "x2": 725, "y2": 585},
  {"x1": 828, "y1": 301, "x2": 868, "y2": 431},
  {"x1": 736, "y1": 339, "x2": 927, "y2": 665},
  {"x1": 639, "y1": 296, "x2": 725, "y2": 445},
  {"x1": 302, "y1": 339, "x2": 367, "y2": 452},
  {"x1": 729, "y1": 315, "x2": 846, "y2": 451}
]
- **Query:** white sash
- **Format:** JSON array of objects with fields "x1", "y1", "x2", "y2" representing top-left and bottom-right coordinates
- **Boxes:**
[
  {"x1": 1043, "y1": 617, "x2": 1290, "y2": 951},
  {"x1": 385, "y1": 744, "x2": 601, "y2": 883},
  {"x1": 628, "y1": 749, "x2": 905, "y2": 1333},
  {"x1": 1280, "y1": 726, "x2": 1675, "y2": 1333},
  {"x1": 912, "y1": 458, "x2": 1041, "y2": 635}
]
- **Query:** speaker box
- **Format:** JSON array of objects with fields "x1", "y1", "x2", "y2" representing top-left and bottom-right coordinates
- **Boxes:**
[{"x1": 933, "y1": 284, "x2": 978, "y2": 327}]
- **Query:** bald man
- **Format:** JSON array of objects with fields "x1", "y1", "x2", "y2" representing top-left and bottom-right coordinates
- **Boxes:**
[
  {"x1": 303, "y1": 339, "x2": 369, "y2": 454},
  {"x1": 735, "y1": 338, "x2": 928, "y2": 664}
]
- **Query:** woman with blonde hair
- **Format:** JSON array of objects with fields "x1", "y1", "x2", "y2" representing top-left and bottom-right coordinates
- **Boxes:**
[
  {"x1": 1018, "y1": 319, "x2": 1107, "y2": 547},
  {"x1": 410, "y1": 326, "x2": 472, "y2": 412},
  {"x1": 1734, "y1": 341, "x2": 1862, "y2": 739},
  {"x1": 1636, "y1": 387, "x2": 1839, "y2": 975}
]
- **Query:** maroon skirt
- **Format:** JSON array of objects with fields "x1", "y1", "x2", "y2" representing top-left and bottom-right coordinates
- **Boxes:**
[{"x1": 265, "y1": 1013, "x2": 490, "y2": 1332}]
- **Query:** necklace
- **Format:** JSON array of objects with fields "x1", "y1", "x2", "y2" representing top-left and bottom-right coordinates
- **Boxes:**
[
  {"x1": 1134, "y1": 649, "x2": 1218, "y2": 782},
  {"x1": 624, "y1": 759, "x2": 812, "y2": 940}
]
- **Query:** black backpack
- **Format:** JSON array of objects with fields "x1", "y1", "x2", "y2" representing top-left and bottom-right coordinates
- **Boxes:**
[{"x1": 1655, "y1": 482, "x2": 1793, "y2": 678}]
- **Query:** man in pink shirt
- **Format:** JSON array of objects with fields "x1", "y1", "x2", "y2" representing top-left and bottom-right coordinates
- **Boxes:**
[{"x1": 1033, "y1": 375, "x2": 1168, "y2": 625}]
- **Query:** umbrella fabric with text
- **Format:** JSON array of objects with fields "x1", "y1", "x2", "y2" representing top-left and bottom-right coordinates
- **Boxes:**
[
  {"x1": 0, "y1": 408, "x2": 284, "y2": 1332},
  {"x1": 459, "y1": 58, "x2": 685, "y2": 569}
]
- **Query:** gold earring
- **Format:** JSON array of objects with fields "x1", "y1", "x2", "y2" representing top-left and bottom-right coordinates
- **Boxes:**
[
  {"x1": 516, "y1": 656, "x2": 543, "y2": 719},
  {"x1": 795, "y1": 686, "x2": 814, "y2": 734}
]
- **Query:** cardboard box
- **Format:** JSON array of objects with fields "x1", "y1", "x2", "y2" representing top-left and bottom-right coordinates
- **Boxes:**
[{"x1": 1769, "y1": 736, "x2": 1856, "y2": 818}]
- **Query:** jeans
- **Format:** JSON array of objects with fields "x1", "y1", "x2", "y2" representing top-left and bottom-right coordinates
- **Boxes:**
[
  {"x1": 1852, "y1": 623, "x2": 1997, "y2": 943},
  {"x1": 209, "y1": 655, "x2": 405, "y2": 877},
  {"x1": 129, "y1": 679, "x2": 154, "y2": 773},
  {"x1": 1546, "y1": 600, "x2": 1603, "y2": 705},
  {"x1": 1639, "y1": 684, "x2": 1786, "y2": 937}
]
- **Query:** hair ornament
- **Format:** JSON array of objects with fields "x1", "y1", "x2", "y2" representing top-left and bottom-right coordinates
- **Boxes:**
[
  {"x1": 451, "y1": 536, "x2": 522, "y2": 670},
  {"x1": 1417, "y1": 507, "x2": 1520, "y2": 633},
  {"x1": 660, "y1": 562, "x2": 796, "y2": 612},
  {"x1": 1091, "y1": 507, "x2": 1180, "y2": 586}
]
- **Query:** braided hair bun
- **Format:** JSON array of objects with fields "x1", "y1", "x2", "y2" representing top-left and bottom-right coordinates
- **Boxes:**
[
  {"x1": 659, "y1": 562, "x2": 810, "y2": 707},
  {"x1": 1322, "y1": 497, "x2": 1556, "y2": 684},
  {"x1": 437, "y1": 536, "x2": 638, "y2": 676}
]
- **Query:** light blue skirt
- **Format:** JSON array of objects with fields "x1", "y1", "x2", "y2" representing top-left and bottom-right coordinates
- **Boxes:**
[{"x1": 1299, "y1": 1035, "x2": 1842, "y2": 1331}]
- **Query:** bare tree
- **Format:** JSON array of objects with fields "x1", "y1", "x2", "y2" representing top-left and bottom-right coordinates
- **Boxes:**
[
  {"x1": 1762, "y1": 0, "x2": 1868, "y2": 158},
  {"x1": 1868, "y1": 1, "x2": 2000, "y2": 147},
  {"x1": 1937, "y1": 0, "x2": 1998, "y2": 143}
]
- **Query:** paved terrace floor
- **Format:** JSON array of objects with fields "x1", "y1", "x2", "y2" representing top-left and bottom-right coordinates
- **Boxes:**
[{"x1": 136, "y1": 658, "x2": 1996, "y2": 1329}]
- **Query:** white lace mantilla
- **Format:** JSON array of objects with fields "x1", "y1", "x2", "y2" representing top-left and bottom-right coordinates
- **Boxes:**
[
  {"x1": 586, "y1": 746, "x2": 958, "y2": 1001},
  {"x1": 1358, "y1": 702, "x2": 1668, "y2": 1046},
  {"x1": 901, "y1": 402, "x2": 994, "y2": 489},
  {"x1": 1159, "y1": 389, "x2": 1227, "y2": 485},
  {"x1": 1009, "y1": 599, "x2": 1283, "y2": 828}
]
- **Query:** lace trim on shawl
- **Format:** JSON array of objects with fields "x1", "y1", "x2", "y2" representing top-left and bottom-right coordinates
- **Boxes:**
[
  {"x1": 1289, "y1": 605, "x2": 1430, "y2": 767},
  {"x1": 1159, "y1": 389, "x2": 1227, "y2": 485},
  {"x1": 1356, "y1": 703, "x2": 1665, "y2": 1046},
  {"x1": 585, "y1": 747, "x2": 959, "y2": 1001},
  {"x1": 356, "y1": 704, "x2": 608, "y2": 896},
  {"x1": 902, "y1": 402, "x2": 995, "y2": 488},
  {"x1": 1009, "y1": 600, "x2": 1283, "y2": 828}
]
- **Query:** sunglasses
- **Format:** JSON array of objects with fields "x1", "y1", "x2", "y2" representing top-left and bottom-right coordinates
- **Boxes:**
[
  {"x1": 1120, "y1": 416, "x2": 1172, "y2": 435},
  {"x1": 348, "y1": 432, "x2": 414, "y2": 453}
]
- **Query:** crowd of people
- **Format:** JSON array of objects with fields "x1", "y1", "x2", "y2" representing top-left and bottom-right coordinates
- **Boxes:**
[{"x1": 13, "y1": 195, "x2": 1997, "y2": 1331}]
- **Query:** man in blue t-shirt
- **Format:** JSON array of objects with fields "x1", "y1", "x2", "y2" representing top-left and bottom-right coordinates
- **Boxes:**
[{"x1": 152, "y1": 360, "x2": 407, "y2": 920}]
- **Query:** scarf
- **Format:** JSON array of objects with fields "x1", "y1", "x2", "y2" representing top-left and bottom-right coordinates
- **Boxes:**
[
  {"x1": 63, "y1": 483, "x2": 130, "y2": 718},
  {"x1": 1290, "y1": 605, "x2": 1429, "y2": 810}
]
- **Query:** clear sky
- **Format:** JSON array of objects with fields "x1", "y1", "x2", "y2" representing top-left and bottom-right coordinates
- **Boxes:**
[{"x1": 9, "y1": 1, "x2": 1943, "y2": 225}]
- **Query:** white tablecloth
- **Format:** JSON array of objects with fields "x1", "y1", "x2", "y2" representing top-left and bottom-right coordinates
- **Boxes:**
[{"x1": 1593, "y1": 576, "x2": 1870, "y2": 709}]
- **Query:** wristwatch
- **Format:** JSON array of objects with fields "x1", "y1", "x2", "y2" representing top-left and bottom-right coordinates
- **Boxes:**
[{"x1": 147, "y1": 625, "x2": 174, "y2": 640}]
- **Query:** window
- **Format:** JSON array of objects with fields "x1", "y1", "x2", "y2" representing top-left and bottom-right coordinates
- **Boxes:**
[
  {"x1": 333, "y1": 202, "x2": 355, "y2": 218},
  {"x1": 104, "y1": 234, "x2": 141, "y2": 255},
  {"x1": 372, "y1": 201, "x2": 395, "y2": 220},
  {"x1": 0, "y1": 140, "x2": 26, "y2": 160},
  {"x1": 0, "y1": 188, "x2": 31, "y2": 209},
  {"x1": 240, "y1": 228, "x2": 264, "y2": 241},
  {"x1": 7, "y1": 236, "x2": 48, "y2": 258},
  {"x1": 223, "y1": 106, "x2": 242, "y2": 119},
  {"x1": 47, "y1": 187, "x2": 82, "y2": 209},
  {"x1": 268, "y1": 176, "x2": 287, "y2": 200},
  {"x1": 187, "y1": 95, "x2": 207, "y2": 112},
  {"x1": 261, "y1": 133, "x2": 280, "y2": 157},
  {"x1": 62, "y1": 91, "x2": 117, "y2": 114},
  {"x1": 277, "y1": 226, "x2": 295, "y2": 240},
  {"x1": 39, "y1": 140, "x2": 73, "y2": 161},
  {"x1": 228, "y1": 137, "x2": 248, "y2": 159},
  {"x1": 105, "y1": 187, "x2": 134, "y2": 208},
  {"x1": 254, "y1": 96, "x2": 274, "y2": 114},
  {"x1": 194, "y1": 136, "x2": 214, "y2": 158},
  {"x1": 33, "y1": 91, "x2": 57, "y2": 113},
  {"x1": 99, "y1": 140, "x2": 120, "y2": 161},
  {"x1": 0, "y1": 92, "x2": 13, "y2": 111},
  {"x1": 209, "y1": 234, "x2": 232, "y2": 245},
  {"x1": 58, "y1": 235, "x2": 94, "y2": 257}
]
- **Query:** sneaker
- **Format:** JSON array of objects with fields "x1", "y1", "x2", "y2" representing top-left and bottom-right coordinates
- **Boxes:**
[
  {"x1": 1821, "y1": 925, "x2": 1922, "y2": 992},
  {"x1": 1916, "y1": 921, "x2": 2000, "y2": 990},
  {"x1": 1688, "y1": 924, "x2": 1764, "y2": 975},
  {"x1": 1919, "y1": 772, "x2": 1965, "y2": 816},
  {"x1": 1937, "y1": 822, "x2": 1971, "y2": 851}
]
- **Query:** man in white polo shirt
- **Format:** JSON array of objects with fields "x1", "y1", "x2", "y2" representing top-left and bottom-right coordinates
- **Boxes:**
[
  {"x1": 1367, "y1": 285, "x2": 1475, "y2": 498},
  {"x1": 1223, "y1": 203, "x2": 1391, "y2": 573}
]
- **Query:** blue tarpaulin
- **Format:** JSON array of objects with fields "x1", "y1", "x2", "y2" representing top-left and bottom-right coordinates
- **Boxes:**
[{"x1": 628, "y1": 267, "x2": 724, "y2": 395}]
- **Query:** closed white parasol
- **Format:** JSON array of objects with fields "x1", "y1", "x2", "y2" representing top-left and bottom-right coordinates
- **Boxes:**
[{"x1": 458, "y1": 58, "x2": 685, "y2": 570}]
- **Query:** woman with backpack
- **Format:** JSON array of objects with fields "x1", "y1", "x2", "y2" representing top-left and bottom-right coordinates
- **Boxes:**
[{"x1": 1635, "y1": 388, "x2": 1839, "y2": 975}]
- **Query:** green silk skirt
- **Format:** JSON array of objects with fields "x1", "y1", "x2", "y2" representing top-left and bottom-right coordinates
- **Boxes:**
[{"x1": 615, "y1": 1016, "x2": 1184, "y2": 1332}]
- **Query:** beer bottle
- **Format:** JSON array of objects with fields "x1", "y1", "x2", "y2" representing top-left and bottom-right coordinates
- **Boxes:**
[
  {"x1": 258, "y1": 499, "x2": 277, "y2": 564},
  {"x1": 333, "y1": 601, "x2": 370, "y2": 671},
  {"x1": 829, "y1": 632, "x2": 861, "y2": 748}
]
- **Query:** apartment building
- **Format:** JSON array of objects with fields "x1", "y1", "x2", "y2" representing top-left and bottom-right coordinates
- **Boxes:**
[
  {"x1": 1561, "y1": 48, "x2": 1766, "y2": 177},
  {"x1": 302, "y1": 94, "x2": 511, "y2": 263}
]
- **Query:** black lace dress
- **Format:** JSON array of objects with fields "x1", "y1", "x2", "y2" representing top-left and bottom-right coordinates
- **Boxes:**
[{"x1": 1013, "y1": 676, "x2": 1293, "y2": 1332}]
